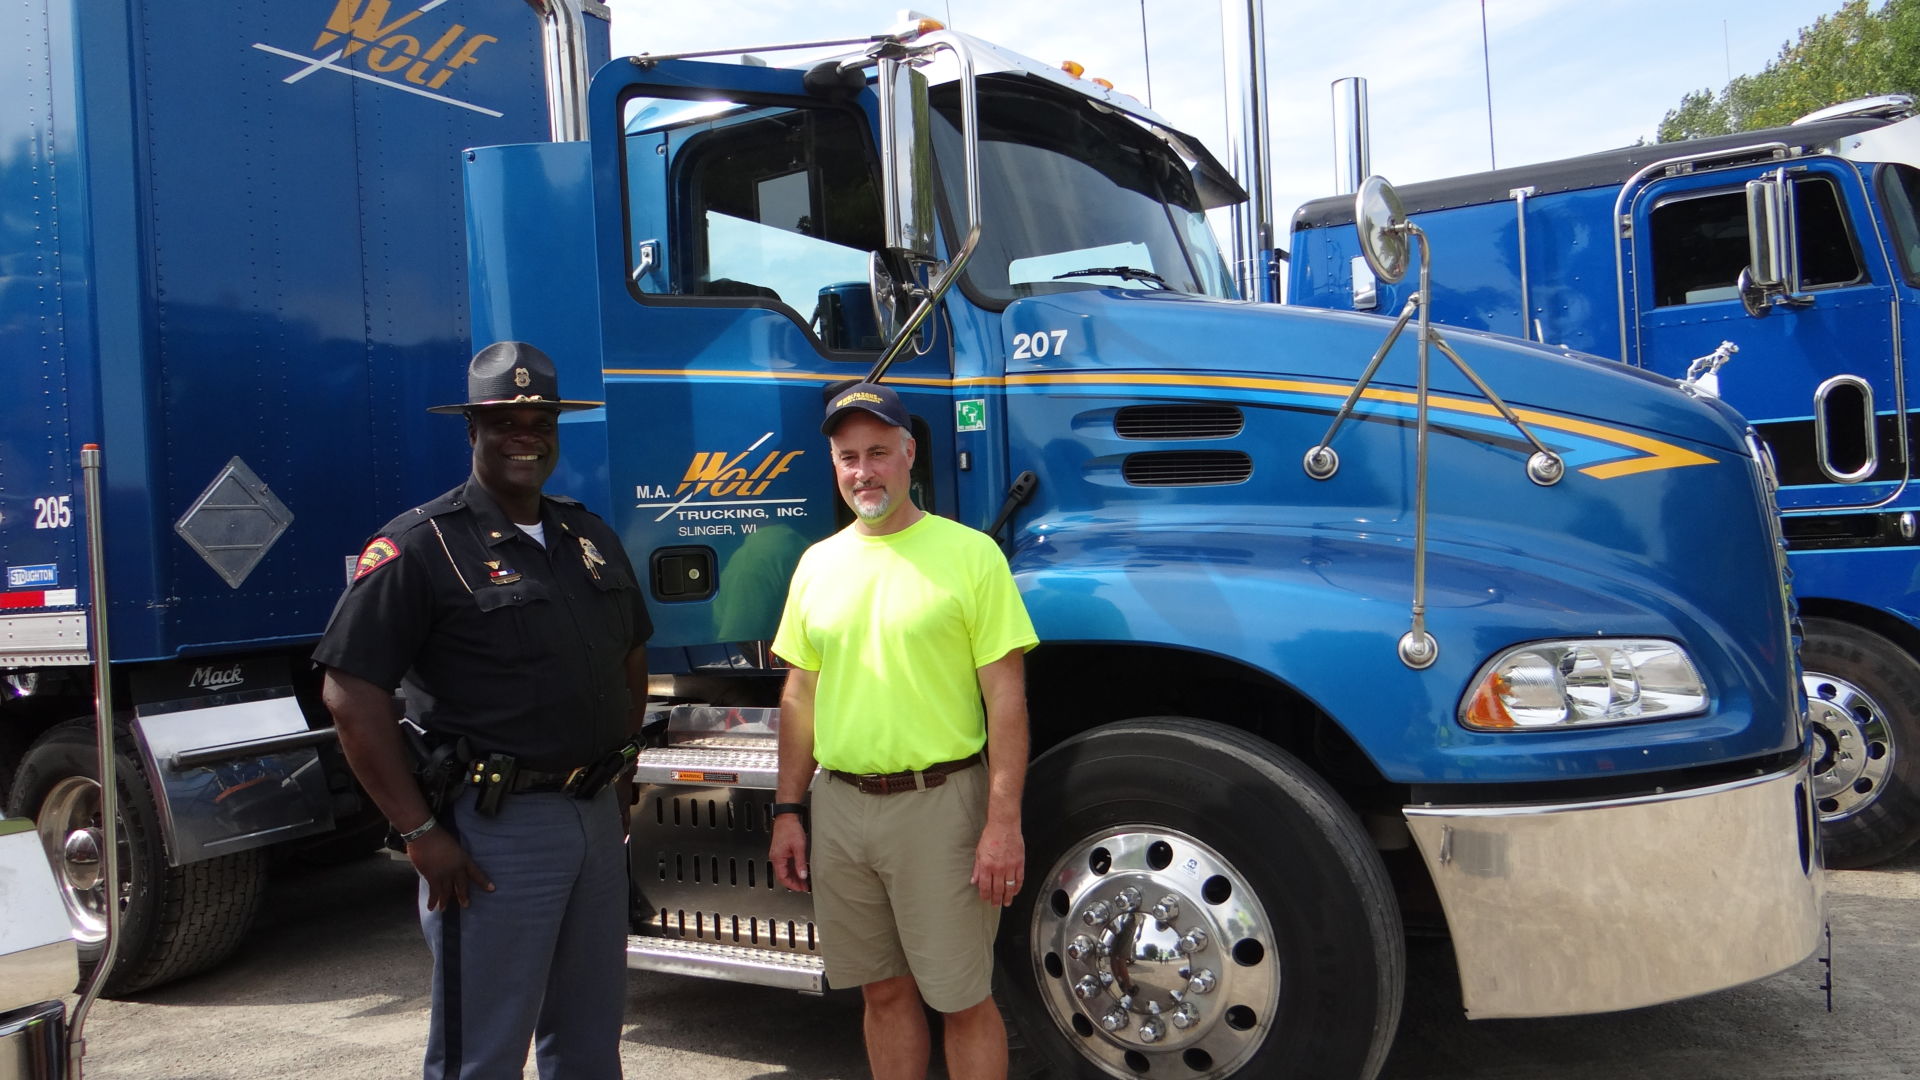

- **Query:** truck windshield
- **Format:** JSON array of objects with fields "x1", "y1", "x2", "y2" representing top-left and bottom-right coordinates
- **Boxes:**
[{"x1": 931, "y1": 77, "x2": 1233, "y2": 304}]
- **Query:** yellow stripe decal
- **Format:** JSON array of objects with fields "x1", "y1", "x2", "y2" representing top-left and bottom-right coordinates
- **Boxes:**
[{"x1": 603, "y1": 368, "x2": 1715, "y2": 478}]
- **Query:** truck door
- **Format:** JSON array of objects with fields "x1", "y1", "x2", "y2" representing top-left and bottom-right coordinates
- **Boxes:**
[
  {"x1": 1629, "y1": 159, "x2": 1904, "y2": 512},
  {"x1": 599, "y1": 61, "x2": 954, "y2": 650}
]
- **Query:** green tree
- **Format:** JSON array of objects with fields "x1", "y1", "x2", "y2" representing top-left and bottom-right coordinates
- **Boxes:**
[{"x1": 1657, "y1": 0, "x2": 1920, "y2": 141}]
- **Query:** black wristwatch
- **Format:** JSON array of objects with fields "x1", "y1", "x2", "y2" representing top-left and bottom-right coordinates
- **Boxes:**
[{"x1": 770, "y1": 802, "x2": 806, "y2": 819}]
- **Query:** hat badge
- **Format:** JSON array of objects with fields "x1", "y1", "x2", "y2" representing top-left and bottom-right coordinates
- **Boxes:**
[{"x1": 513, "y1": 366, "x2": 531, "y2": 388}]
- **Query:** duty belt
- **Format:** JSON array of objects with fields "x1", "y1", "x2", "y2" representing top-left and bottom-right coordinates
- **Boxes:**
[{"x1": 828, "y1": 751, "x2": 982, "y2": 795}]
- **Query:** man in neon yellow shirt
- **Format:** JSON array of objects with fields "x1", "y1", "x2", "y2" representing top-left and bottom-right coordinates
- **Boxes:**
[{"x1": 769, "y1": 381, "x2": 1037, "y2": 1080}]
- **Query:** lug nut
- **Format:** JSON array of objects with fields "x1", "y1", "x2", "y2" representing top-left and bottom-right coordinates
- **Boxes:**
[
  {"x1": 1066, "y1": 934, "x2": 1095, "y2": 961},
  {"x1": 1073, "y1": 976, "x2": 1103, "y2": 1000},
  {"x1": 1188, "y1": 968, "x2": 1217, "y2": 994},
  {"x1": 1139, "y1": 1018, "x2": 1165, "y2": 1044},
  {"x1": 1180, "y1": 928, "x2": 1209, "y2": 954},
  {"x1": 1149, "y1": 894, "x2": 1181, "y2": 925},
  {"x1": 1172, "y1": 1003, "x2": 1200, "y2": 1030},
  {"x1": 1112, "y1": 886, "x2": 1142, "y2": 913},
  {"x1": 1100, "y1": 1008, "x2": 1128, "y2": 1032},
  {"x1": 1082, "y1": 900, "x2": 1111, "y2": 926}
]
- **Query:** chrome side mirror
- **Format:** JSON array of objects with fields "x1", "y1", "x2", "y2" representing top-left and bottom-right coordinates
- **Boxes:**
[
  {"x1": 1743, "y1": 168, "x2": 1799, "y2": 313},
  {"x1": 877, "y1": 56, "x2": 936, "y2": 259}
]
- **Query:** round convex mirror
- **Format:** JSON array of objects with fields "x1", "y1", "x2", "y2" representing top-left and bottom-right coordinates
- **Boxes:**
[
  {"x1": 868, "y1": 250, "x2": 903, "y2": 341},
  {"x1": 1354, "y1": 175, "x2": 1410, "y2": 285}
]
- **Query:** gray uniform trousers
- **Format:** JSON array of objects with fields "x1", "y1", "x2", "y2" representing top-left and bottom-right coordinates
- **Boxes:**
[{"x1": 421, "y1": 785, "x2": 627, "y2": 1080}]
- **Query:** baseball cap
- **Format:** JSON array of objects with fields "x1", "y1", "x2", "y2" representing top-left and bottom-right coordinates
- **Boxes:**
[{"x1": 821, "y1": 381, "x2": 910, "y2": 434}]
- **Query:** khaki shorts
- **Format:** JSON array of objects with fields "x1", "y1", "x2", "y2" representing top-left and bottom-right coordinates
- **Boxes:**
[{"x1": 810, "y1": 763, "x2": 999, "y2": 1012}]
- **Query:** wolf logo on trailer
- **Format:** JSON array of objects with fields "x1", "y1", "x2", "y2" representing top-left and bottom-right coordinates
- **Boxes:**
[{"x1": 249, "y1": 0, "x2": 505, "y2": 117}]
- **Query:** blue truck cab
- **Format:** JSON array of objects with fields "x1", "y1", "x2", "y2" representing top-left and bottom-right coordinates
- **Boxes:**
[
  {"x1": 463, "y1": 21, "x2": 1823, "y2": 1079},
  {"x1": 1290, "y1": 96, "x2": 1920, "y2": 870}
]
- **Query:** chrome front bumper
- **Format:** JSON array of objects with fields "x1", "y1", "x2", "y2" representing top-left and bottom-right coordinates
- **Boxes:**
[
  {"x1": 1404, "y1": 757, "x2": 1823, "y2": 1019},
  {"x1": 0, "y1": 1000, "x2": 67, "y2": 1080}
]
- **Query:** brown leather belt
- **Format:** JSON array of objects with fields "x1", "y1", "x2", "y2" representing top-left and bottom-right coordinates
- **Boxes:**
[{"x1": 828, "y1": 751, "x2": 982, "y2": 795}]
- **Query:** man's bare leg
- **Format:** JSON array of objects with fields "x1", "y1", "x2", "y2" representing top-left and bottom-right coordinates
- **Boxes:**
[
  {"x1": 942, "y1": 994, "x2": 1008, "y2": 1080},
  {"x1": 863, "y1": 974, "x2": 931, "y2": 1080}
]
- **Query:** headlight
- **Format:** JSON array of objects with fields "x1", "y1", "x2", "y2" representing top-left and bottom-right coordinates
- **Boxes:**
[{"x1": 1460, "y1": 639, "x2": 1708, "y2": 730}]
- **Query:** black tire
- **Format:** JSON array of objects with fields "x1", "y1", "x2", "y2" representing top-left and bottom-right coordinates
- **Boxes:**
[
  {"x1": 999, "y1": 717, "x2": 1403, "y2": 1080},
  {"x1": 5, "y1": 719, "x2": 267, "y2": 995},
  {"x1": 1801, "y1": 618, "x2": 1920, "y2": 869}
]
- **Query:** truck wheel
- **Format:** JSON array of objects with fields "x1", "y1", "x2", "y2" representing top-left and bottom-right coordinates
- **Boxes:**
[
  {"x1": 1801, "y1": 618, "x2": 1920, "y2": 868},
  {"x1": 999, "y1": 717, "x2": 1403, "y2": 1080},
  {"x1": 5, "y1": 719, "x2": 267, "y2": 994}
]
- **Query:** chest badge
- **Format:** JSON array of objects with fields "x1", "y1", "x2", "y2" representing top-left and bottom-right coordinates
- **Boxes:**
[
  {"x1": 579, "y1": 536, "x2": 606, "y2": 581},
  {"x1": 484, "y1": 559, "x2": 522, "y2": 586}
]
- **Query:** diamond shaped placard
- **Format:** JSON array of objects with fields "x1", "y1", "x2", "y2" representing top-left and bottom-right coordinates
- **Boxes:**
[{"x1": 174, "y1": 457, "x2": 294, "y2": 590}]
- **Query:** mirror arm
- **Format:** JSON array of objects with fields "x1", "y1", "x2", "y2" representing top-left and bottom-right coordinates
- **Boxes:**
[{"x1": 867, "y1": 222, "x2": 981, "y2": 383}]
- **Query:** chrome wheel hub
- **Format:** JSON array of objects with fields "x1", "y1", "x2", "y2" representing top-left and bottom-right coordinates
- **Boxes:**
[
  {"x1": 1805, "y1": 671, "x2": 1896, "y2": 820},
  {"x1": 34, "y1": 776, "x2": 118, "y2": 944},
  {"x1": 1033, "y1": 827, "x2": 1277, "y2": 1078}
]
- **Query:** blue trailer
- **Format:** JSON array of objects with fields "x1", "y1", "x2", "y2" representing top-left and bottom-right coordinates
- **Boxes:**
[
  {"x1": 461, "y1": 18, "x2": 1824, "y2": 1079},
  {"x1": 0, "y1": 0, "x2": 608, "y2": 993},
  {"x1": 1290, "y1": 95, "x2": 1920, "y2": 870}
]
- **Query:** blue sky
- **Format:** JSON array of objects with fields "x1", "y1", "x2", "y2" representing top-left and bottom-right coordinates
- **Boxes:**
[{"x1": 603, "y1": 0, "x2": 1858, "y2": 233}]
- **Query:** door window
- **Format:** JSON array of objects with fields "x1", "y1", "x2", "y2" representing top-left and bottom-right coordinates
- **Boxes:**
[
  {"x1": 624, "y1": 98, "x2": 885, "y2": 349},
  {"x1": 1648, "y1": 176, "x2": 1863, "y2": 307}
]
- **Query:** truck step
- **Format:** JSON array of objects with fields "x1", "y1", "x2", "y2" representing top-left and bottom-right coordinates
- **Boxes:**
[
  {"x1": 633, "y1": 742, "x2": 781, "y2": 789},
  {"x1": 624, "y1": 934, "x2": 824, "y2": 992}
]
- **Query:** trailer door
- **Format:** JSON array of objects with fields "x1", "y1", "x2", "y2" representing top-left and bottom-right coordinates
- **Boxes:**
[{"x1": 1629, "y1": 160, "x2": 1905, "y2": 512}]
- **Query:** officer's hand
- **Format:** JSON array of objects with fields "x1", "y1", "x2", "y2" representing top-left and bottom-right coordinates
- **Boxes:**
[
  {"x1": 409, "y1": 828, "x2": 494, "y2": 911},
  {"x1": 769, "y1": 815, "x2": 810, "y2": 893},
  {"x1": 971, "y1": 819, "x2": 1024, "y2": 908}
]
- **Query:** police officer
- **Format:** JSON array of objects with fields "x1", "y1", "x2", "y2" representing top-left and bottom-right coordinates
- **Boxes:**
[{"x1": 315, "y1": 341, "x2": 651, "y2": 1080}]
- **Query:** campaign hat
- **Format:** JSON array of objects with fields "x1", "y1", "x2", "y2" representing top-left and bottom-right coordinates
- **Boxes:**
[
  {"x1": 427, "y1": 341, "x2": 602, "y2": 414},
  {"x1": 821, "y1": 381, "x2": 910, "y2": 434}
]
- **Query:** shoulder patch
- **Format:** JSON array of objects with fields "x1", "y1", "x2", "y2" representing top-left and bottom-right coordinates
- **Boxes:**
[{"x1": 354, "y1": 538, "x2": 401, "y2": 580}]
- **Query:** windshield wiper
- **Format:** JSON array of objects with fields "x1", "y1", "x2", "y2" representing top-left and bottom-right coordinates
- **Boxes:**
[{"x1": 1052, "y1": 266, "x2": 1171, "y2": 290}]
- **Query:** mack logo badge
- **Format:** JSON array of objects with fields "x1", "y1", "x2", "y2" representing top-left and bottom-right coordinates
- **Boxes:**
[
  {"x1": 188, "y1": 665, "x2": 246, "y2": 692},
  {"x1": 6, "y1": 564, "x2": 57, "y2": 589},
  {"x1": 251, "y1": 0, "x2": 504, "y2": 118},
  {"x1": 634, "y1": 433, "x2": 810, "y2": 536}
]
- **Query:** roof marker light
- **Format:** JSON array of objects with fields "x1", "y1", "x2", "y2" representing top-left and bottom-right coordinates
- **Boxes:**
[{"x1": 1061, "y1": 60, "x2": 1085, "y2": 78}]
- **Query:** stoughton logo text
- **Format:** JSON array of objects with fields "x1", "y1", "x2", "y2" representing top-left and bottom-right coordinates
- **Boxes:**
[
  {"x1": 634, "y1": 434, "x2": 810, "y2": 538},
  {"x1": 250, "y1": 1, "x2": 505, "y2": 119},
  {"x1": 188, "y1": 665, "x2": 246, "y2": 693}
]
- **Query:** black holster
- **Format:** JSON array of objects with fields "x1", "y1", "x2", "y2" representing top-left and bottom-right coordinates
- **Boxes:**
[{"x1": 400, "y1": 719, "x2": 468, "y2": 817}]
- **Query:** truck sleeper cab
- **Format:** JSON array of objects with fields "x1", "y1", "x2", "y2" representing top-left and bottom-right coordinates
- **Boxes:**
[
  {"x1": 463, "y1": 22, "x2": 1823, "y2": 1080},
  {"x1": 1291, "y1": 96, "x2": 1920, "y2": 869}
]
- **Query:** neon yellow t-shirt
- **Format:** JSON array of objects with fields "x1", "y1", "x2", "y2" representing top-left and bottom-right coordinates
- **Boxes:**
[{"x1": 771, "y1": 513, "x2": 1038, "y2": 773}]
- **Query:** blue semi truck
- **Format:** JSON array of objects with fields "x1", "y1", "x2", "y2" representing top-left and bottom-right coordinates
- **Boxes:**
[
  {"x1": 465, "y1": 15, "x2": 1820, "y2": 1080},
  {"x1": 1290, "y1": 95, "x2": 1920, "y2": 870},
  {"x1": 0, "y1": 0, "x2": 610, "y2": 993},
  {"x1": 3, "y1": 3, "x2": 1824, "y2": 1076}
]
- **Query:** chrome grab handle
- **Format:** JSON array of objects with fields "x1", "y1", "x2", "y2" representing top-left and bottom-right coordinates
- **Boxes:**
[{"x1": 1813, "y1": 374, "x2": 1878, "y2": 483}]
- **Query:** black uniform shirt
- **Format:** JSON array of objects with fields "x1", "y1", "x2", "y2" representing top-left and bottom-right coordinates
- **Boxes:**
[{"x1": 314, "y1": 477, "x2": 653, "y2": 771}]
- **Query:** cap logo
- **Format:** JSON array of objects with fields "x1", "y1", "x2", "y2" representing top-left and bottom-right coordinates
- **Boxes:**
[
  {"x1": 835, "y1": 391, "x2": 885, "y2": 408},
  {"x1": 513, "y1": 366, "x2": 531, "y2": 388}
]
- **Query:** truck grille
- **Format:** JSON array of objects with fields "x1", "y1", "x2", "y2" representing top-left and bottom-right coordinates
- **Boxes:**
[
  {"x1": 1122, "y1": 450, "x2": 1254, "y2": 486},
  {"x1": 1114, "y1": 404, "x2": 1245, "y2": 439},
  {"x1": 631, "y1": 786, "x2": 819, "y2": 957}
]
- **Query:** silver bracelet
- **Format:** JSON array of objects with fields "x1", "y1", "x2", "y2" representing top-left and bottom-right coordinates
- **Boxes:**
[{"x1": 398, "y1": 817, "x2": 438, "y2": 844}]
